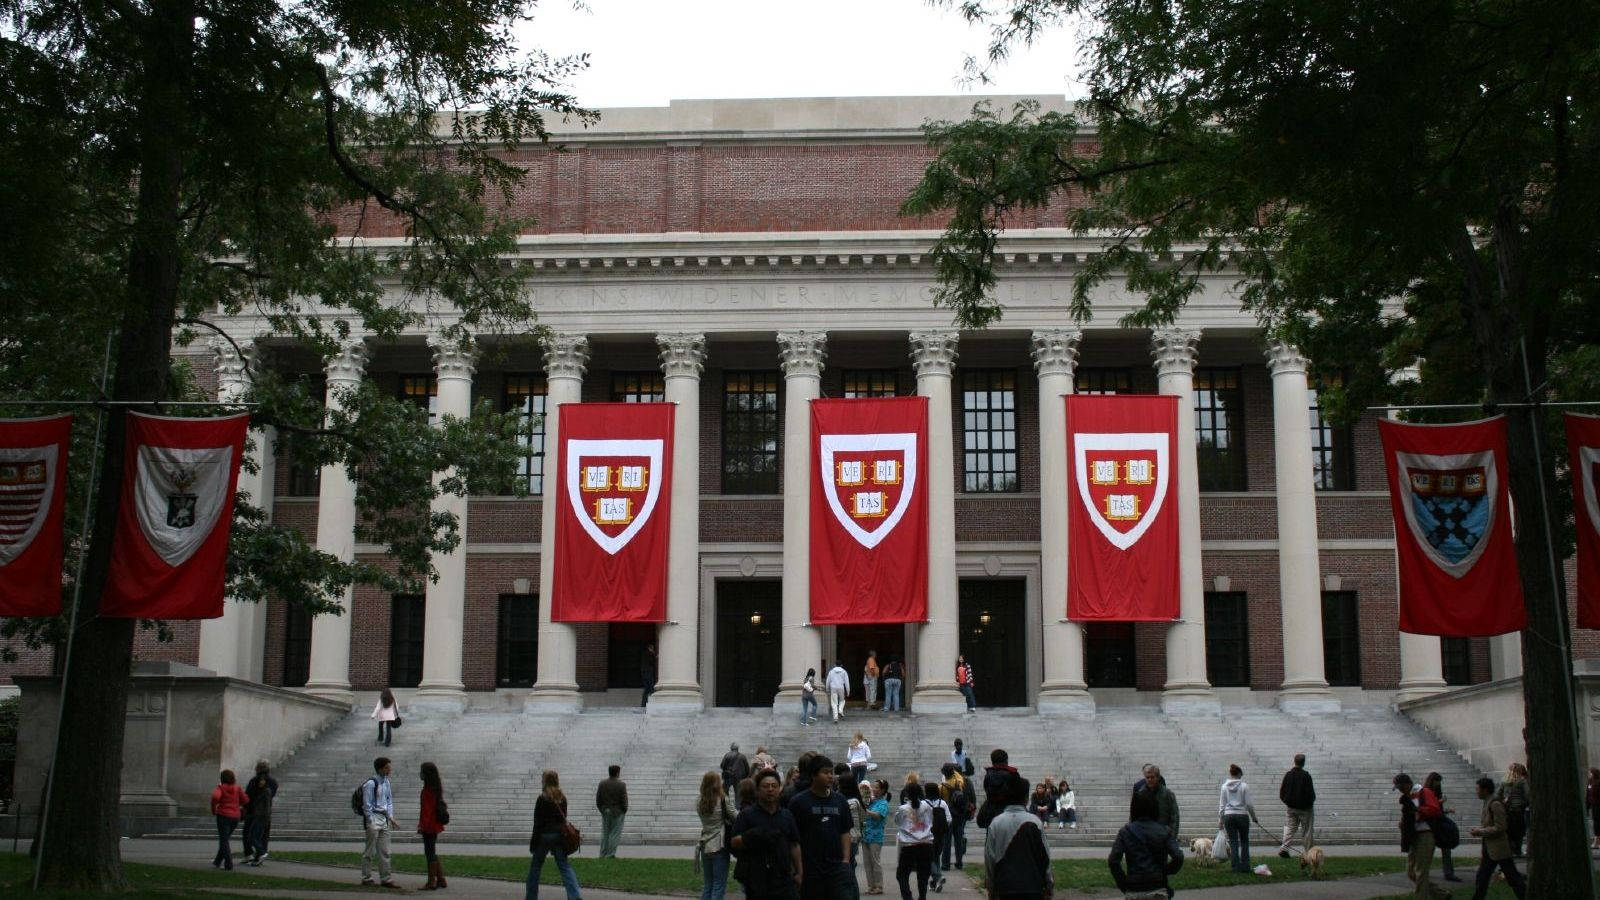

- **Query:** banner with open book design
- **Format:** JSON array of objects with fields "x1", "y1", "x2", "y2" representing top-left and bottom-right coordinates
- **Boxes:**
[
  {"x1": 552, "y1": 402, "x2": 673, "y2": 622},
  {"x1": 1065, "y1": 394, "x2": 1179, "y2": 621},
  {"x1": 809, "y1": 396, "x2": 928, "y2": 624}
]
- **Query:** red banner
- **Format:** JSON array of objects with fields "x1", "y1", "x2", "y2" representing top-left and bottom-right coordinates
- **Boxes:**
[
  {"x1": 552, "y1": 403, "x2": 673, "y2": 622},
  {"x1": 0, "y1": 415, "x2": 72, "y2": 617},
  {"x1": 1065, "y1": 395, "x2": 1179, "y2": 621},
  {"x1": 102, "y1": 413, "x2": 249, "y2": 619},
  {"x1": 809, "y1": 397, "x2": 929, "y2": 624},
  {"x1": 1379, "y1": 417, "x2": 1525, "y2": 636},
  {"x1": 1568, "y1": 414, "x2": 1600, "y2": 630}
]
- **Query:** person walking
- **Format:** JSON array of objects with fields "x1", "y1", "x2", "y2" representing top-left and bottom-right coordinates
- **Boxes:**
[
  {"x1": 360, "y1": 757, "x2": 400, "y2": 888},
  {"x1": 787, "y1": 754, "x2": 855, "y2": 900},
  {"x1": 527, "y1": 770, "x2": 581, "y2": 900},
  {"x1": 1218, "y1": 764, "x2": 1260, "y2": 874},
  {"x1": 977, "y1": 749, "x2": 1021, "y2": 828},
  {"x1": 1108, "y1": 787, "x2": 1183, "y2": 900},
  {"x1": 640, "y1": 644, "x2": 658, "y2": 707},
  {"x1": 826, "y1": 661, "x2": 851, "y2": 722},
  {"x1": 954, "y1": 656, "x2": 975, "y2": 713},
  {"x1": 983, "y1": 772, "x2": 1053, "y2": 900},
  {"x1": 372, "y1": 688, "x2": 400, "y2": 747},
  {"x1": 881, "y1": 658, "x2": 904, "y2": 714},
  {"x1": 863, "y1": 652, "x2": 880, "y2": 710},
  {"x1": 894, "y1": 782, "x2": 936, "y2": 900},
  {"x1": 848, "y1": 733, "x2": 873, "y2": 786},
  {"x1": 732, "y1": 768, "x2": 803, "y2": 900},
  {"x1": 1277, "y1": 753, "x2": 1316, "y2": 858},
  {"x1": 209, "y1": 769, "x2": 246, "y2": 871},
  {"x1": 753, "y1": 746, "x2": 778, "y2": 774},
  {"x1": 241, "y1": 760, "x2": 277, "y2": 866},
  {"x1": 939, "y1": 764, "x2": 971, "y2": 868},
  {"x1": 418, "y1": 761, "x2": 448, "y2": 890},
  {"x1": 1134, "y1": 765, "x2": 1180, "y2": 838},
  {"x1": 801, "y1": 668, "x2": 820, "y2": 726},
  {"x1": 860, "y1": 779, "x2": 889, "y2": 895},
  {"x1": 1498, "y1": 762, "x2": 1529, "y2": 857},
  {"x1": 698, "y1": 770, "x2": 737, "y2": 900},
  {"x1": 1423, "y1": 772, "x2": 1461, "y2": 882},
  {"x1": 722, "y1": 744, "x2": 752, "y2": 796},
  {"x1": 596, "y1": 763, "x2": 629, "y2": 859},
  {"x1": 1394, "y1": 771, "x2": 1451, "y2": 900},
  {"x1": 925, "y1": 778, "x2": 952, "y2": 890},
  {"x1": 1469, "y1": 776, "x2": 1526, "y2": 899},
  {"x1": 949, "y1": 739, "x2": 972, "y2": 778}
]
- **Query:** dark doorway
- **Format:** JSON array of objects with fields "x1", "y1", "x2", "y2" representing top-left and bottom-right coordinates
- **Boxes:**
[
  {"x1": 282, "y1": 601, "x2": 312, "y2": 687},
  {"x1": 497, "y1": 594, "x2": 538, "y2": 688},
  {"x1": 607, "y1": 622, "x2": 656, "y2": 688},
  {"x1": 958, "y1": 579, "x2": 1029, "y2": 707},
  {"x1": 389, "y1": 593, "x2": 425, "y2": 688},
  {"x1": 716, "y1": 581, "x2": 782, "y2": 707},
  {"x1": 1084, "y1": 623, "x2": 1137, "y2": 688},
  {"x1": 836, "y1": 625, "x2": 904, "y2": 704}
]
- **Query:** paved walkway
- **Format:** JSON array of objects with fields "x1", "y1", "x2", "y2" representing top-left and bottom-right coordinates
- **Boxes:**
[{"x1": 122, "y1": 838, "x2": 1420, "y2": 899}]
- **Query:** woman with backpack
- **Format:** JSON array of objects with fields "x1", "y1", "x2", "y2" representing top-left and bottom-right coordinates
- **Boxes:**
[
  {"x1": 527, "y1": 770, "x2": 581, "y2": 900},
  {"x1": 209, "y1": 769, "x2": 247, "y2": 870},
  {"x1": 925, "y1": 779, "x2": 952, "y2": 890},
  {"x1": 1424, "y1": 772, "x2": 1462, "y2": 882},
  {"x1": 894, "y1": 781, "x2": 936, "y2": 900},
  {"x1": 801, "y1": 668, "x2": 819, "y2": 726},
  {"x1": 939, "y1": 764, "x2": 971, "y2": 870},
  {"x1": 372, "y1": 688, "x2": 401, "y2": 747},
  {"x1": 696, "y1": 770, "x2": 735, "y2": 900},
  {"x1": 419, "y1": 761, "x2": 448, "y2": 890}
]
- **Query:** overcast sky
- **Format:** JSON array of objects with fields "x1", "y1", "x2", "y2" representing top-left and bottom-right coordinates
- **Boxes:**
[{"x1": 523, "y1": 0, "x2": 1083, "y2": 108}]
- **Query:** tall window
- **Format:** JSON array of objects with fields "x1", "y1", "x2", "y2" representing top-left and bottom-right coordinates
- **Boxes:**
[
  {"x1": 504, "y1": 375, "x2": 548, "y2": 494},
  {"x1": 1204, "y1": 591, "x2": 1251, "y2": 687},
  {"x1": 1309, "y1": 375, "x2": 1355, "y2": 491},
  {"x1": 497, "y1": 594, "x2": 538, "y2": 687},
  {"x1": 843, "y1": 369, "x2": 900, "y2": 398},
  {"x1": 961, "y1": 369, "x2": 1020, "y2": 492},
  {"x1": 722, "y1": 371, "x2": 781, "y2": 494},
  {"x1": 389, "y1": 593, "x2": 425, "y2": 688},
  {"x1": 282, "y1": 601, "x2": 312, "y2": 687},
  {"x1": 611, "y1": 372, "x2": 665, "y2": 403},
  {"x1": 1321, "y1": 591, "x2": 1362, "y2": 686},
  {"x1": 1194, "y1": 368, "x2": 1246, "y2": 491},
  {"x1": 1442, "y1": 637, "x2": 1473, "y2": 686},
  {"x1": 284, "y1": 375, "x2": 325, "y2": 496},
  {"x1": 1075, "y1": 368, "x2": 1132, "y2": 395},
  {"x1": 399, "y1": 374, "x2": 439, "y2": 422}
]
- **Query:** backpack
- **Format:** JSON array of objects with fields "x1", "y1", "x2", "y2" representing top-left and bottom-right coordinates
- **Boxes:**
[
  {"x1": 351, "y1": 777, "x2": 376, "y2": 819},
  {"x1": 435, "y1": 796, "x2": 451, "y2": 826},
  {"x1": 1433, "y1": 814, "x2": 1460, "y2": 850},
  {"x1": 931, "y1": 799, "x2": 950, "y2": 838}
]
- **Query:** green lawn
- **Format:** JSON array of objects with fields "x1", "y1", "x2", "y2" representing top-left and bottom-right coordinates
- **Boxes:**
[
  {"x1": 0, "y1": 851, "x2": 382, "y2": 897},
  {"x1": 272, "y1": 851, "x2": 704, "y2": 895},
  {"x1": 961, "y1": 854, "x2": 1408, "y2": 894}
]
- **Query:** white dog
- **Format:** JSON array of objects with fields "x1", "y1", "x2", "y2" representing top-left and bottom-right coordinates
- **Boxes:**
[{"x1": 1190, "y1": 837, "x2": 1216, "y2": 865}]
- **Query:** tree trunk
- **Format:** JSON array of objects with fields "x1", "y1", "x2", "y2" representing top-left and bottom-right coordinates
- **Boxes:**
[{"x1": 34, "y1": 1, "x2": 194, "y2": 889}]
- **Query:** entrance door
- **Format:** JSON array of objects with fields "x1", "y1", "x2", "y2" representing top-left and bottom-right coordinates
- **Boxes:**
[
  {"x1": 715, "y1": 581, "x2": 782, "y2": 707},
  {"x1": 834, "y1": 625, "x2": 904, "y2": 704},
  {"x1": 1084, "y1": 623, "x2": 1137, "y2": 688},
  {"x1": 957, "y1": 579, "x2": 1028, "y2": 707}
]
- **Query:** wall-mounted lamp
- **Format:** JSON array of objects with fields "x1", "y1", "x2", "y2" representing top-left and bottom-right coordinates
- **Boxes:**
[
  {"x1": 978, "y1": 612, "x2": 991, "y2": 626},
  {"x1": 749, "y1": 613, "x2": 763, "y2": 625}
]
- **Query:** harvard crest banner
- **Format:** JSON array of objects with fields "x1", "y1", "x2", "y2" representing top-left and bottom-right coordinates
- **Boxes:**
[
  {"x1": 809, "y1": 397, "x2": 929, "y2": 624},
  {"x1": 552, "y1": 402, "x2": 673, "y2": 622},
  {"x1": 1567, "y1": 414, "x2": 1600, "y2": 630},
  {"x1": 1379, "y1": 417, "x2": 1524, "y2": 636},
  {"x1": 0, "y1": 415, "x2": 72, "y2": 616},
  {"x1": 102, "y1": 413, "x2": 248, "y2": 619},
  {"x1": 1065, "y1": 395, "x2": 1179, "y2": 621}
]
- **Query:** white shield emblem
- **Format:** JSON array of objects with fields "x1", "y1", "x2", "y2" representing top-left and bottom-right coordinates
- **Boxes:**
[
  {"x1": 0, "y1": 445, "x2": 59, "y2": 566},
  {"x1": 1074, "y1": 433, "x2": 1170, "y2": 551},
  {"x1": 1395, "y1": 450, "x2": 1498, "y2": 578},
  {"x1": 818, "y1": 432, "x2": 918, "y2": 550},
  {"x1": 1578, "y1": 445, "x2": 1600, "y2": 540},
  {"x1": 565, "y1": 439, "x2": 665, "y2": 556},
  {"x1": 135, "y1": 444, "x2": 235, "y2": 566}
]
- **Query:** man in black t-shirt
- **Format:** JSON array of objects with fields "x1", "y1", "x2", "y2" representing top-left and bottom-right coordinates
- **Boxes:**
[
  {"x1": 787, "y1": 755, "x2": 855, "y2": 900},
  {"x1": 734, "y1": 769, "x2": 803, "y2": 900}
]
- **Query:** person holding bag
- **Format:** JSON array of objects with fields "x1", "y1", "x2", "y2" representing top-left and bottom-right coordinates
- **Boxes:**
[
  {"x1": 1424, "y1": 772, "x2": 1462, "y2": 882},
  {"x1": 697, "y1": 770, "x2": 736, "y2": 900},
  {"x1": 801, "y1": 668, "x2": 819, "y2": 726},
  {"x1": 372, "y1": 688, "x2": 401, "y2": 747},
  {"x1": 527, "y1": 770, "x2": 581, "y2": 900},
  {"x1": 418, "y1": 761, "x2": 448, "y2": 890}
]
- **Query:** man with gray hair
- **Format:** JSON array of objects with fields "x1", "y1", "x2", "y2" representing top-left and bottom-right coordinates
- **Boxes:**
[{"x1": 1133, "y1": 764, "x2": 1180, "y2": 837}]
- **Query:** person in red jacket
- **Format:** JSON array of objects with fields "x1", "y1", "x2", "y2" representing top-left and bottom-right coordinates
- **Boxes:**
[
  {"x1": 209, "y1": 769, "x2": 247, "y2": 870},
  {"x1": 1394, "y1": 772, "x2": 1450, "y2": 900},
  {"x1": 419, "y1": 761, "x2": 447, "y2": 890}
]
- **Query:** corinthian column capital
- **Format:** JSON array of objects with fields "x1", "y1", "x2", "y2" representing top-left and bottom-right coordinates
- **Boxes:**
[
  {"x1": 211, "y1": 336, "x2": 265, "y2": 399},
  {"x1": 428, "y1": 332, "x2": 479, "y2": 381},
  {"x1": 323, "y1": 338, "x2": 370, "y2": 385},
  {"x1": 1150, "y1": 328, "x2": 1201, "y2": 377},
  {"x1": 777, "y1": 331, "x2": 827, "y2": 378},
  {"x1": 541, "y1": 333, "x2": 590, "y2": 381},
  {"x1": 657, "y1": 332, "x2": 707, "y2": 379},
  {"x1": 1030, "y1": 329, "x2": 1083, "y2": 379},
  {"x1": 1265, "y1": 340, "x2": 1309, "y2": 377},
  {"x1": 909, "y1": 331, "x2": 959, "y2": 377}
]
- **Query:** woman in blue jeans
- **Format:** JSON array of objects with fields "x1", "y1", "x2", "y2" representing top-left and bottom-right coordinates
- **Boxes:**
[
  {"x1": 1219, "y1": 764, "x2": 1260, "y2": 874},
  {"x1": 882, "y1": 658, "x2": 904, "y2": 713},
  {"x1": 696, "y1": 770, "x2": 734, "y2": 900},
  {"x1": 527, "y1": 770, "x2": 581, "y2": 900},
  {"x1": 800, "y1": 668, "x2": 818, "y2": 725}
]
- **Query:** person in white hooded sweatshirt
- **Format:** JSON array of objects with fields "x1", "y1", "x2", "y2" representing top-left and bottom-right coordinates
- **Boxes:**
[{"x1": 1219, "y1": 764, "x2": 1262, "y2": 873}]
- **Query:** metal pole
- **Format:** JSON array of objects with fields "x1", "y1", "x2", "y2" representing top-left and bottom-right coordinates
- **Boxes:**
[
  {"x1": 1367, "y1": 400, "x2": 1600, "y2": 412},
  {"x1": 32, "y1": 335, "x2": 113, "y2": 890},
  {"x1": 0, "y1": 400, "x2": 256, "y2": 408}
]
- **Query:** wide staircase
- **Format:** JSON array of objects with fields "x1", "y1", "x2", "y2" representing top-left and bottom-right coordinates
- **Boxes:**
[{"x1": 160, "y1": 704, "x2": 1485, "y2": 846}]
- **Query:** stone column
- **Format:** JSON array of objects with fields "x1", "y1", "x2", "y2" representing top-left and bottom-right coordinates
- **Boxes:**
[
  {"x1": 1489, "y1": 634, "x2": 1523, "y2": 681},
  {"x1": 649, "y1": 333, "x2": 707, "y2": 714},
  {"x1": 413, "y1": 333, "x2": 477, "y2": 709},
  {"x1": 1031, "y1": 329, "x2": 1094, "y2": 716},
  {"x1": 910, "y1": 331, "x2": 967, "y2": 713},
  {"x1": 1267, "y1": 341, "x2": 1339, "y2": 712},
  {"x1": 304, "y1": 339, "x2": 368, "y2": 704},
  {"x1": 1150, "y1": 329, "x2": 1219, "y2": 713},
  {"x1": 198, "y1": 338, "x2": 273, "y2": 681},
  {"x1": 775, "y1": 331, "x2": 826, "y2": 711},
  {"x1": 527, "y1": 334, "x2": 589, "y2": 714}
]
